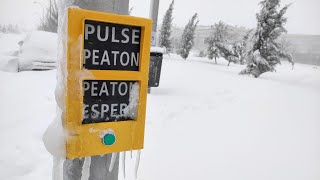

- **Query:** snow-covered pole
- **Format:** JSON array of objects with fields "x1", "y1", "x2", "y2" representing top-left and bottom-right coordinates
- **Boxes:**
[{"x1": 56, "y1": 0, "x2": 129, "y2": 180}]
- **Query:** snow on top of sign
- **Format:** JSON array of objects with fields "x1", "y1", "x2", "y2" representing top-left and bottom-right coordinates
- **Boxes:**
[
  {"x1": 67, "y1": 5, "x2": 80, "y2": 9},
  {"x1": 150, "y1": 46, "x2": 165, "y2": 54}
]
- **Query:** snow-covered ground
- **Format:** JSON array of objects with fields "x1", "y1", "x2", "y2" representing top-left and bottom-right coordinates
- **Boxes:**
[
  {"x1": 1, "y1": 33, "x2": 320, "y2": 180},
  {"x1": 141, "y1": 57, "x2": 320, "y2": 180}
]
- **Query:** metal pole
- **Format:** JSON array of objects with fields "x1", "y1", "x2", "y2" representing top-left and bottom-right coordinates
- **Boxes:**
[
  {"x1": 149, "y1": 0, "x2": 160, "y2": 46},
  {"x1": 60, "y1": 1, "x2": 129, "y2": 180},
  {"x1": 148, "y1": 0, "x2": 160, "y2": 93},
  {"x1": 50, "y1": 0, "x2": 52, "y2": 20}
]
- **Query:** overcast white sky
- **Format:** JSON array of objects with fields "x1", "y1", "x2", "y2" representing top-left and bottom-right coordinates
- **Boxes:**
[{"x1": 0, "y1": 0, "x2": 319, "y2": 35}]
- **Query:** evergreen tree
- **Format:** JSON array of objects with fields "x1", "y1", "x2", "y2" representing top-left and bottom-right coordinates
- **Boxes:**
[
  {"x1": 240, "y1": 0, "x2": 293, "y2": 77},
  {"x1": 178, "y1": 13, "x2": 199, "y2": 59},
  {"x1": 159, "y1": 0, "x2": 174, "y2": 52},
  {"x1": 0, "y1": 24, "x2": 20, "y2": 34},
  {"x1": 205, "y1": 21, "x2": 228, "y2": 64},
  {"x1": 0, "y1": 25, "x2": 4, "y2": 33},
  {"x1": 216, "y1": 43, "x2": 238, "y2": 66},
  {"x1": 0, "y1": 25, "x2": 7, "y2": 33},
  {"x1": 233, "y1": 30, "x2": 252, "y2": 65}
]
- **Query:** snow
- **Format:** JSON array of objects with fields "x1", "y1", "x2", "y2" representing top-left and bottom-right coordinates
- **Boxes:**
[
  {"x1": 150, "y1": 46, "x2": 165, "y2": 54},
  {"x1": 42, "y1": 109, "x2": 66, "y2": 158},
  {"x1": 139, "y1": 57, "x2": 320, "y2": 180},
  {"x1": 42, "y1": 9, "x2": 67, "y2": 161},
  {"x1": 134, "y1": 150, "x2": 141, "y2": 179},
  {"x1": 123, "y1": 82, "x2": 140, "y2": 119},
  {"x1": 18, "y1": 31, "x2": 57, "y2": 71},
  {"x1": 0, "y1": 33, "x2": 23, "y2": 56},
  {"x1": 0, "y1": 55, "x2": 19, "y2": 72},
  {"x1": 81, "y1": 157, "x2": 91, "y2": 180},
  {"x1": 121, "y1": 152, "x2": 126, "y2": 178},
  {"x1": 1, "y1": 33, "x2": 320, "y2": 180},
  {"x1": 0, "y1": 33, "x2": 24, "y2": 72},
  {"x1": 109, "y1": 153, "x2": 118, "y2": 172},
  {"x1": 0, "y1": 70, "x2": 56, "y2": 180},
  {"x1": 0, "y1": 31, "x2": 58, "y2": 72},
  {"x1": 99, "y1": 129, "x2": 115, "y2": 138}
]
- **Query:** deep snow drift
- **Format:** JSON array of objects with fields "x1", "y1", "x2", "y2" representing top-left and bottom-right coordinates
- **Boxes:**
[{"x1": 1, "y1": 35, "x2": 320, "y2": 180}]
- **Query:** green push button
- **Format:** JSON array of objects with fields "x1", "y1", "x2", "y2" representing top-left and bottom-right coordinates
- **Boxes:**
[{"x1": 102, "y1": 133, "x2": 116, "y2": 146}]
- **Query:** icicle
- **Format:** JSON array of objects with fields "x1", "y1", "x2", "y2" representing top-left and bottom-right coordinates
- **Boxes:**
[
  {"x1": 81, "y1": 156, "x2": 91, "y2": 180},
  {"x1": 130, "y1": 150, "x2": 133, "y2": 159},
  {"x1": 108, "y1": 153, "x2": 118, "y2": 172},
  {"x1": 53, "y1": 157, "x2": 64, "y2": 180},
  {"x1": 121, "y1": 152, "x2": 126, "y2": 178},
  {"x1": 134, "y1": 150, "x2": 141, "y2": 179}
]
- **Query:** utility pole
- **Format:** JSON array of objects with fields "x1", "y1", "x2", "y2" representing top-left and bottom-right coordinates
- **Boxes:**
[
  {"x1": 148, "y1": 0, "x2": 161, "y2": 93},
  {"x1": 58, "y1": 0, "x2": 129, "y2": 180},
  {"x1": 49, "y1": 0, "x2": 52, "y2": 20},
  {"x1": 149, "y1": 0, "x2": 160, "y2": 46}
]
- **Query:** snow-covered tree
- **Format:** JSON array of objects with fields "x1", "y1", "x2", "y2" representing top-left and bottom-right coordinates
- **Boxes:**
[
  {"x1": 38, "y1": 0, "x2": 58, "y2": 33},
  {"x1": 240, "y1": 0, "x2": 293, "y2": 77},
  {"x1": 0, "y1": 25, "x2": 7, "y2": 33},
  {"x1": 159, "y1": 0, "x2": 174, "y2": 52},
  {"x1": 233, "y1": 30, "x2": 252, "y2": 65},
  {"x1": 178, "y1": 13, "x2": 199, "y2": 60},
  {"x1": 216, "y1": 44, "x2": 238, "y2": 66},
  {"x1": 0, "y1": 24, "x2": 20, "y2": 34},
  {"x1": 205, "y1": 21, "x2": 228, "y2": 64}
]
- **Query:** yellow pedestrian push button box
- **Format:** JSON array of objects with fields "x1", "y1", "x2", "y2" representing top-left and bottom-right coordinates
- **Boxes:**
[{"x1": 65, "y1": 7, "x2": 151, "y2": 159}]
